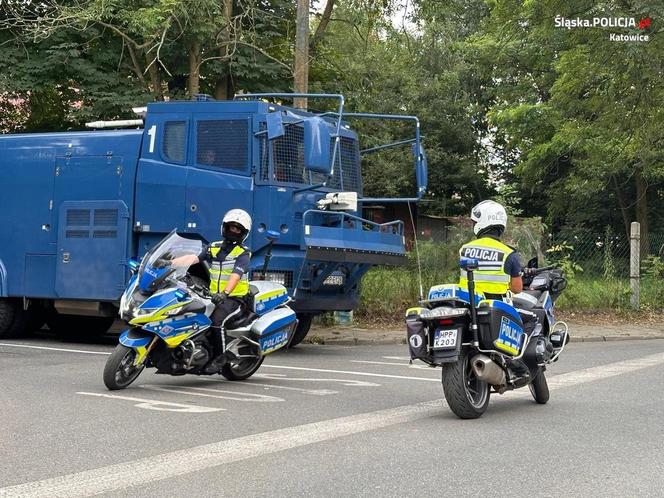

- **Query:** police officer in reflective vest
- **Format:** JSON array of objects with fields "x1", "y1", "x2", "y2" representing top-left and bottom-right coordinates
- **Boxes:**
[
  {"x1": 459, "y1": 200, "x2": 523, "y2": 299},
  {"x1": 171, "y1": 209, "x2": 252, "y2": 371}
]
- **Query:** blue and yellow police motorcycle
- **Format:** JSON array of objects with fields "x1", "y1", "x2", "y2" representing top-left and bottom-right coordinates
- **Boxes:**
[
  {"x1": 406, "y1": 258, "x2": 569, "y2": 419},
  {"x1": 103, "y1": 231, "x2": 296, "y2": 390}
]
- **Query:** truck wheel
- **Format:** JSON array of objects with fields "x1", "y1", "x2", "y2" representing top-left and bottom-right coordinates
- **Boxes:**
[
  {"x1": 529, "y1": 367, "x2": 550, "y2": 404},
  {"x1": 288, "y1": 313, "x2": 314, "y2": 348},
  {"x1": 103, "y1": 345, "x2": 144, "y2": 390},
  {"x1": 0, "y1": 298, "x2": 17, "y2": 338},
  {"x1": 441, "y1": 349, "x2": 490, "y2": 419},
  {"x1": 47, "y1": 313, "x2": 115, "y2": 341},
  {"x1": 0, "y1": 298, "x2": 32, "y2": 339}
]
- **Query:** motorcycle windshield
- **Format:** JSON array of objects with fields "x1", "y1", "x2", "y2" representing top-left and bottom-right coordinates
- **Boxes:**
[{"x1": 137, "y1": 230, "x2": 204, "y2": 292}]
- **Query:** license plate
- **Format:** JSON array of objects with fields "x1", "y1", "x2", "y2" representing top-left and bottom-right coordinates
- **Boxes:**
[{"x1": 433, "y1": 328, "x2": 458, "y2": 349}]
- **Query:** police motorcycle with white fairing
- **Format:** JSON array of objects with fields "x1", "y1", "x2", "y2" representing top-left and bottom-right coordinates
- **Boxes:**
[
  {"x1": 405, "y1": 257, "x2": 569, "y2": 419},
  {"x1": 103, "y1": 230, "x2": 297, "y2": 390}
]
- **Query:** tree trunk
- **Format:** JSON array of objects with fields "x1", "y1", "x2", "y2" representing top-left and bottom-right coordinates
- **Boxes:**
[
  {"x1": 187, "y1": 41, "x2": 202, "y2": 98},
  {"x1": 145, "y1": 53, "x2": 165, "y2": 101},
  {"x1": 215, "y1": 0, "x2": 235, "y2": 100},
  {"x1": 635, "y1": 167, "x2": 649, "y2": 255},
  {"x1": 310, "y1": 0, "x2": 336, "y2": 51},
  {"x1": 293, "y1": 0, "x2": 309, "y2": 109},
  {"x1": 612, "y1": 175, "x2": 631, "y2": 240}
]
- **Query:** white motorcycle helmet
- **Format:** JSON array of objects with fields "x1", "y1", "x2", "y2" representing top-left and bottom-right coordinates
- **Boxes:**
[
  {"x1": 470, "y1": 200, "x2": 507, "y2": 236},
  {"x1": 221, "y1": 208, "x2": 252, "y2": 243}
]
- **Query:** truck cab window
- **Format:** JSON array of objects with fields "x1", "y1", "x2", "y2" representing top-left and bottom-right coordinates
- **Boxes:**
[
  {"x1": 162, "y1": 121, "x2": 187, "y2": 164},
  {"x1": 272, "y1": 125, "x2": 306, "y2": 184},
  {"x1": 197, "y1": 120, "x2": 248, "y2": 171}
]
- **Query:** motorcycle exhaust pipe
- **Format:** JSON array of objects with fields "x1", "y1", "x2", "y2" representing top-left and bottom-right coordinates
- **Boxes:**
[{"x1": 471, "y1": 354, "x2": 506, "y2": 386}]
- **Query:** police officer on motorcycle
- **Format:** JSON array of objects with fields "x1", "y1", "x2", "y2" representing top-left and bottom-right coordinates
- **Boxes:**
[
  {"x1": 459, "y1": 201, "x2": 552, "y2": 367},
  {"x1": 170, "y1": 209, "x2": 252, "y2": 372},
  {"x1": 460, "y1": 200, "x2": 542, "y2": 341},
  {"x1": 460, "y1": 200, "x2": 523, "y2": 298}
]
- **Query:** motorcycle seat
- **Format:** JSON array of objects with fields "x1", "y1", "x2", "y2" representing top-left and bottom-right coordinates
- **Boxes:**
[{"x1": 512, "y1": 292, "x2": 539, "y2": 310}]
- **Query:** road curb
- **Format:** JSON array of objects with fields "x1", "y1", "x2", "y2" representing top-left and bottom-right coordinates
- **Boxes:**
[{"x1": 304, "y1": 328, "x2": 664, "y2": 346}]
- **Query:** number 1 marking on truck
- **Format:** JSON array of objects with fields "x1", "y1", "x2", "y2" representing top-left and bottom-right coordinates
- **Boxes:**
[{"x1": 147, "y1": 125, "x2": 156, "y2": 153}]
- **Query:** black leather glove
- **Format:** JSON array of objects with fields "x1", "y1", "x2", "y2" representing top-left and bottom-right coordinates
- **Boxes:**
[{"x1": 211, "y1": 292, "x2": 228, "y2": 305}]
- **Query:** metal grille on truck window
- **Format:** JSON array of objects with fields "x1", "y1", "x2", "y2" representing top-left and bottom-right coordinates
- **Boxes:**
[
  {"x1": 163, "y1": 121, "x2": 186, "y2": 163},
  {"x1": 66, "y1": 230, "x2": 89, "y2": 238},
  {"x1": 197, "y1": 120, "x2": 248, "y2": 170},
  {"x1": 272, "y1": 124, "x2": 305, "y2": 184},
  {"x1": 311, "y1": 136, "x2": 362, "y2": 194},
  {"x1": 258, "y1": 123, "x2": 269, "y2": 182}
]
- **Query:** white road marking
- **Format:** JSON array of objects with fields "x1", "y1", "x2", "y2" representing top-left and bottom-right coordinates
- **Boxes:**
[
  {"x1": 202, "y1": 377, "x2": 338, "y2": 396},
  {"x1": 141, "y1": 385, "x2": 284, "y2": 402},
  {"x1": 76, "y1": 392, "x2": 222, "y2": 413},
  {"x1": 382, "y1": 356, "x2": 411, "y2": 360},
  {"x1": 254, "y1": 373, "x2": 380, "y2": 387},
  {"x1": 0, "y1": 343, "x2": 111, "y2": 355},
  {"x1": 262, "y1": 364, "x2": 440, "y2": 382},
  {"x1": 4, "y1": 351, "x2": 664, "y2": 497},
  {"x1": 350, "y1": 360, "x2": 430, "y2": 369}
]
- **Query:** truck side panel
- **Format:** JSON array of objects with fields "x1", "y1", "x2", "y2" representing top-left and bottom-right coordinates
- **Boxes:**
[{"x1": 0, "y1": 130, "x2": 142, "y2": 299}]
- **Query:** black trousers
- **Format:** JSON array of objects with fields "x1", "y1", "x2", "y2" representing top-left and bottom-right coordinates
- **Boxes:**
[
  {"x1": 210, "y1": 298, "x2": 244, "y2": 328},
  {"x1": 209, "y1": 298, "x2": 244, "y2": 355}
]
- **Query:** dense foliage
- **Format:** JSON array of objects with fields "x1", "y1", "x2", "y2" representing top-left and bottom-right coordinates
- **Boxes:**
[{"x1": 1, "y1": 0, "x2": 662, "y2": 237}]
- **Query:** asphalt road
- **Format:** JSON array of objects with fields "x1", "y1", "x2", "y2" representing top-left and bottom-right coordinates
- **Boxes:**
[{"x1": 1, "y1": 334, "x2": 663, "y2": 497}]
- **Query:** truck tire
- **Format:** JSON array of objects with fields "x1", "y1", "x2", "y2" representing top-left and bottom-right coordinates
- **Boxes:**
[
  {"x1": 288, "y1": 313, "x2": 314, "y2": 348},
  {"x1": 0, "y1": 298, "x2": 33, "y2": 339},
  {"x1": 0, "y1": 298, "x2": 17, "y2": 338},
  {"x1": 47, "y1": 313, "x2": 115, "y2": 341},
  {"x1": 441, "y1": 349, "x2": 490, "y2": 419}
]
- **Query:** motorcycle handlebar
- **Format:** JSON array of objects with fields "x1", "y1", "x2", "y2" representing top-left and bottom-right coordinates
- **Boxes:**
[{"x1": 522, "y1": 265, "x2": 557, "y2": 276}]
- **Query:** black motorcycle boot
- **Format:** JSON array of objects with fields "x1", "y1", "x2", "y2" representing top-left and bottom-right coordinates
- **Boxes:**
[{"x1": 204, "y1": 326, "x2": 226, "y2": 374}]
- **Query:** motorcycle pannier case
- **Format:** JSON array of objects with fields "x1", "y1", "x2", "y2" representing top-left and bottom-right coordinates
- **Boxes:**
[
  {"x1": 477, "y1": 300, "x2": 526, "y2": 356},
  {"x1": 405, "y1": 308, "x2": 432, "y2": 364}
]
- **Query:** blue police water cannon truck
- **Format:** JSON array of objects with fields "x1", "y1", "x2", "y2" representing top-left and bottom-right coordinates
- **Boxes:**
[{"x1": 0, "y1": 93, "x2": 427, "y2": 345}]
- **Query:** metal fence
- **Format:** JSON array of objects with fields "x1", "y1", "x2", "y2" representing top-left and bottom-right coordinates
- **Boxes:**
[{"x1": 410, "y1": 224, "x2": 664, "y2": 279}]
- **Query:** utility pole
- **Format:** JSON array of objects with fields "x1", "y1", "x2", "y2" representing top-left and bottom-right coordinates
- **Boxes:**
[
  {"x1": 294, "y1": 0, "x2": 309, "y2": 109},
  {"x1": 630, "y1": 221, "x2": 640, "y2": 309}
]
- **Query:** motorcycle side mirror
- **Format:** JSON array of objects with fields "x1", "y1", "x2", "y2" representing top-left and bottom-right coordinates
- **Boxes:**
[
  {"x1": 460, "y1": 258, "x2": 479, "y2": 271},
  {"x1": 527, "y1": 257, "x2": 538, "y2": 269},
  {"x1": 266, "y1": 230, "x2": 280, "y2": 243},
  {"x1": 551, "y1": 277, "x2": 567, "y2": 293}
]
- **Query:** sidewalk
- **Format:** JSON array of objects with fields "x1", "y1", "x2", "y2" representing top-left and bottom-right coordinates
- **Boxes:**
[{"x1": 304, "y1": 320, "x2": 664, "y2": 346}]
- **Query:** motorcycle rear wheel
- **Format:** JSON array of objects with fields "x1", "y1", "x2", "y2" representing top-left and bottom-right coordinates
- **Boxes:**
[
  {"x1": 441, "y1": 349, "x2": 490, "y2": 419},
  {"x1": 529, "y1": 367, "x2": 550, "y2": 404},
  {"x1": 103, "y1": 345, "x2": 144, "y2": 390},
  {"x1": 221, "y1": 343, "x2": 264, "y2": 380}
]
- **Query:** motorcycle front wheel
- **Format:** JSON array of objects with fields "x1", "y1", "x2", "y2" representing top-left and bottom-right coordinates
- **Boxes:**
[
  {"x1": 103, "y1": 345, "x2": 145, "y2": 390},
  {"x1": 441, "y1": 349, "x2": 490, "y2": 419}
]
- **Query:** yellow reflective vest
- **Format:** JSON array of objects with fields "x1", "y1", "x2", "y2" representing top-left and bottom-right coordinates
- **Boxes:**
[
  {"x1": 458, "y1": 237, "x2": 514, "y2": 295},
  {"x1": 208, "y1": 243, "x2": 250, "y2": 297}
]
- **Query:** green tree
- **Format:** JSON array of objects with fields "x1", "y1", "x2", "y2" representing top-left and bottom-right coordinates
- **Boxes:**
[{"x1": 473, "y1": 0, "x2": 664, "y2": 246}]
